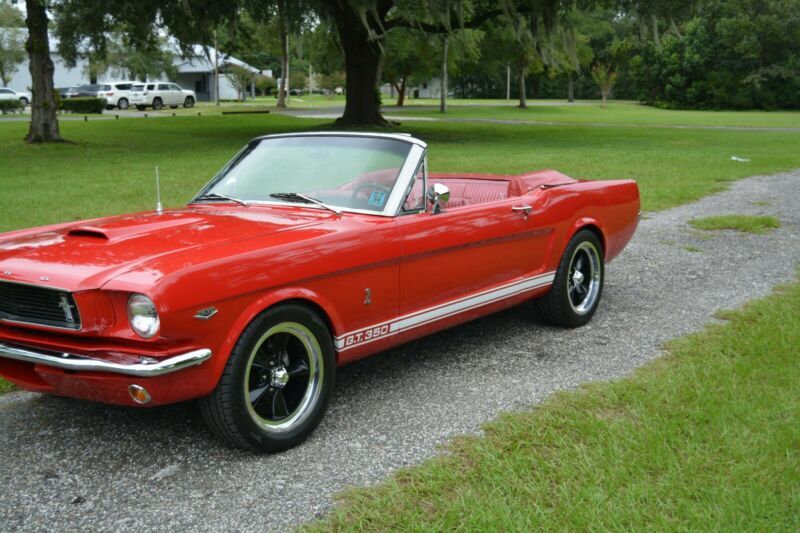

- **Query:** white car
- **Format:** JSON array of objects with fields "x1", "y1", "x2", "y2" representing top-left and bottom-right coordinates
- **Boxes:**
[
  {"x1": 96, "y1": 81, "x2": 137, "y2": 110},
  {"x1": 0, "y1": 87, "x2": 32, "y2": 106},
  {"x1": 130, "y1": 82, "x2": 196, "y2": 110}
]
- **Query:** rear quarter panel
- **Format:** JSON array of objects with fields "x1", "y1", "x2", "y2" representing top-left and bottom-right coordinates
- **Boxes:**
[{"x1": 535, "y1": 179, "x2": 640, "y2": 270}]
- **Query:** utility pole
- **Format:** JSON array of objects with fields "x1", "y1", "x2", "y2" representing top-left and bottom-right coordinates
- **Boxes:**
[
  {"x1": 285, "y1": 35, "x2": 290, "y2": 102},
  {"x1": 213, "y1": 30, "x2": 220, "y2": 106},
  {"x1": 308, "y1": 64, "x2": 313, "y2": 102},
  {"x1": 506, "y1": 65, "x2": 510, "y2": 101},
  {"x1": 440, "y1": 35, "x2": 448, "y2": 114}
]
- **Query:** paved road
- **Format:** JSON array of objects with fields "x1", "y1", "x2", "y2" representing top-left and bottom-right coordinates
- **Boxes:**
[
  {"x1": 1, "y1": 170, "x2": 799, "y2": 531},
  {"x1": 280, "y1": 108, "x2": 800, "y2": 132}
]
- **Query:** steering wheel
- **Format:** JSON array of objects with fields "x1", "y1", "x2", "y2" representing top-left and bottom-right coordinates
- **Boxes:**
[{"x1": 351, "y1": 182, "x2": 391, "y2": 201}]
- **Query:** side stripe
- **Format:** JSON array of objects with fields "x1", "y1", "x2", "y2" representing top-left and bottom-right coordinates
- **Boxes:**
[{"x1": 334, "y1": 272, "x2": 555, "y2": 352}]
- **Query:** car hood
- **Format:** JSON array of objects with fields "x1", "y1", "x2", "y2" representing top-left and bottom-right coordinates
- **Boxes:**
[{"x1": 0, "y1": 207, "x2": 324, "y2": 292}]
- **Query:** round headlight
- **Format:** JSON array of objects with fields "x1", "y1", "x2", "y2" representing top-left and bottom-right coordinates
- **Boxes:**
[{"x1": 127, "y1": 293, "x2": 160, "y2": 339}]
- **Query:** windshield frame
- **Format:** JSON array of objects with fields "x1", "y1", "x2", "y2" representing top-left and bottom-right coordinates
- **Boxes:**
[{"x1": 189, "y1": 132, "x2": 427, "y2": 217}]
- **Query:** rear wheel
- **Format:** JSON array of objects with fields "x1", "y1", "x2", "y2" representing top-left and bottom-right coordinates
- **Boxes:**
[
  {"x1": 200, "y1": 303, "x2": 335, "y2": 452},
  {"x1": 19, "y1": 97, "x2": 28, "y2": 106},
  {"x1": 534, "y1": 229, "x2": 604, "y2": 327},
  {"x1": 152, "y1": 97, "x2": 163, "y2": 110},
  {"x1": 135, "y1": 105, "x2": 145, "y2": 111}
]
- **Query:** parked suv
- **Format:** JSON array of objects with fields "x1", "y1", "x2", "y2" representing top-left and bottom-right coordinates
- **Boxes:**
[
  {"x1": 74, "y1": 82, "x2": 135, "y2": 109},
  {"x1": 0, "y1": 87, "x2": 32, "y2": 106},
  {"x1": 130, "y1": 82, "x2": 196, "y2": 110},
  {"x1": 98, "y1": 81, "x2": 136, "y2": 110}
]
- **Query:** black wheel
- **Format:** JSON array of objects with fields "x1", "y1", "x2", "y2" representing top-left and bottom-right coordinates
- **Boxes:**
[
  {"x1": 19, "y1": 97, "x2": 28, "y2": 106},
  {"x1": 200, "y1": 303, "x2": 335, "y2": 452},
  {"x1": 183, "y1": 96, "x2": 195, "y2": 108},
  {"x1": 135, "y1": 105, "x2": 146, "y2": 111},
  {"x1": 152, "y1": 97, "x2": 163, "y2": 110},
  {"x1": 534, "y1": 229, "x2": 604, "y2": 327},
  {"x1": 117, "y1": 98, "x2": 129, "y2": 110}
]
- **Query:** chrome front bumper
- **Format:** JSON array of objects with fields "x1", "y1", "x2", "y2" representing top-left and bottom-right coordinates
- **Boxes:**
[{"x1": 0, "y1": 342, "x2": 212, "y2": 377}]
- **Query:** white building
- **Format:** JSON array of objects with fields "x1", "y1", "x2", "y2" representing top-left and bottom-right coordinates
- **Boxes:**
[
  {"x1": 174, "y1": 45, "x2": 261, "y2": 101},
  {"x1": 5, "y1": 33, "x2": 260, "y2": 102}
]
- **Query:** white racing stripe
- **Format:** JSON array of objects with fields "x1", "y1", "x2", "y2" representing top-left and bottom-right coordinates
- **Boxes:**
[{"x1": 334, "y1": 272, "x2": 555, "y2": 351}]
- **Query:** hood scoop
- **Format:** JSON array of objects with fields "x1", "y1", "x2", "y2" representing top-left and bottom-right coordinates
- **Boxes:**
[
  {"x1": 64, "y1": 216, "x2": 203, "y2": 243},
  {"x1": 67, "y1": 227, "x2": 110, "y2": 240}
]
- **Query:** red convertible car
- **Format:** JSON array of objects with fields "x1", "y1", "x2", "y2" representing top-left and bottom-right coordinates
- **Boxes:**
[{"x1": 0, "y1": 132, "x2": 639, "y2": 452}]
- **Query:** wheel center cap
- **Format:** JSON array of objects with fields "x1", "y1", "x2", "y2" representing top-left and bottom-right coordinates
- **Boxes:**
[
  {"x1": 573, "y1": 269, "x2": 585, "y2": 285},
  {"x1": 270, "y1": 366, "x2": 290, "y2": 388}
]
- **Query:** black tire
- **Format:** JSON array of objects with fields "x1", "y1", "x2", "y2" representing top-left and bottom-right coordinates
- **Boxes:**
[
  {"x1": 183, "y1": 96, "x2": 195, "y2": 108},
  {"x1": 19, "y1": 97, "x2": 28, "y2": 106},
  {"x1": 117, "y1": 98, "x2": 129, "y2": 110},
  {"x1": 169, "y1": 105, "x2": 178, "y2": 109},
  {"x1": 200, "y1": 303, "x2": 335, "y2": 452},
  {"x1": 135, "y1": 105, "x2": 146, "y2": 111},
  {"x1": 534, "y1": 229, "x2": 604, "y2": 328},
  {"x1": 152, "y1": 97, "x2": 163, "y2": 110}
]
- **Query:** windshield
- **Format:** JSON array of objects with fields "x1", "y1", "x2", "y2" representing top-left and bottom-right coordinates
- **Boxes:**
[{"x1": 197, "y1": 136, "x2": 413, "y2": 213}]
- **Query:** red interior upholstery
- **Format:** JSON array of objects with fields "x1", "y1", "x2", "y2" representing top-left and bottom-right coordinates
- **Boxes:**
[
  {"x1": 404, "y1": 178, "x2": 509, "y2": 210},
  {"x1": 402, "y1": 169, "x2": 576, "y2": 211}
]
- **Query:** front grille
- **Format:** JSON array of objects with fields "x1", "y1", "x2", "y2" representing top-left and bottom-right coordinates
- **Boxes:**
[{"x1": 0, "y1": 281, "x2": 81, "y2": 330}]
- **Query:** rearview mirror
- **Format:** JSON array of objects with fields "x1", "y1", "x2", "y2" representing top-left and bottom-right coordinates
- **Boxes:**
[{"x1": 427, "y1": 183, "x2": 450, "y2": 215}]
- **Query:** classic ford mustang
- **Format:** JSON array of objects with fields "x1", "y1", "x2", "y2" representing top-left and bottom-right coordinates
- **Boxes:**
[{"x1": 0, "y1": 132, "x2": 639, "y2": 452}]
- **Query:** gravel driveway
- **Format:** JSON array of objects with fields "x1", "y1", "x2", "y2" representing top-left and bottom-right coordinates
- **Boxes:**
[{"x1": 1, "y1": 169, "x2": 798, "y2": 531}]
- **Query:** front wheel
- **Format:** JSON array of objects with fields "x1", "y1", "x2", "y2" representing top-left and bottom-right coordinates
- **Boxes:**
[
  {"x1": 117, "y1": 98, "x2": 129, "y2": 110},
  {"x1": 19, "y1": 97, "x2": 28, "y2": 106},
  {"x1": 534, "y1": 229, "x2": 604, "y2": 327},
  {"x1": 183, "y1": 96, "x2": 195, "y2": 108},
  {"x1": 152, "y1": 97, "x2": 163, "y2": 110},
  {"x1": 200, "y1": 303, "x2": 335, "y2": 452}
]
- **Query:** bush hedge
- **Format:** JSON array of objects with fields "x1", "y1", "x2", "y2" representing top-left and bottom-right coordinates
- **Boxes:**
[
  {"x1": 0, "y1": 99, "x2": 24, "y2": 114},
  {"x1": 60, "y1": 97, "x2": 107, "y2": 114}
]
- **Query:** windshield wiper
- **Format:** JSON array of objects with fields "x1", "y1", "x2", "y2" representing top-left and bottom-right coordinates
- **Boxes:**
[
  {"x1": 269, "y1": 192, "x2": 342, "y2": 215},
  {"x1": 193, "y1": 192, "x2": 249, "y2": 207}
]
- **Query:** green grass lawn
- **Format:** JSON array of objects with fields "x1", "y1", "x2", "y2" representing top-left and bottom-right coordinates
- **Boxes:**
[
  {"x1": 1, "y1": 109, "x2": 800, "y2": 233},
  {"x1": 307, "y1": 276, "x2": 800, "y2": 531},
  {"x1": 690, "y1": 214, "x2": 781, "y2": 234},
  {"x1": 392, "y1": 101, "x2": 800, "y2": 129}
]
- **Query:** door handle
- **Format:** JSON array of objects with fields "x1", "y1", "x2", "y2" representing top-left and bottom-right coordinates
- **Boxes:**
[{"x1": 512, "y1": 205, "x2": 533, "y2": 218}]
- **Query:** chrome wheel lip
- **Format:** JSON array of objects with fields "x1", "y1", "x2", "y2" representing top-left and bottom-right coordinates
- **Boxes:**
[
  {"x1": 244, "y1": 322, "x2": 323, "y2": 433},
  {"x1": 567, "y1": 241, "x2": 602, "y2": 315}
]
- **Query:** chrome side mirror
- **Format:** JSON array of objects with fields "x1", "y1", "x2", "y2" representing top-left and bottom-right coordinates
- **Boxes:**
[{"x1": 427, "y1": 183, "x2": 450, "y2": 214}]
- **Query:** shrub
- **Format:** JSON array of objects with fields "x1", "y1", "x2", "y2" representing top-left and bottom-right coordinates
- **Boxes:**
[
  {"x1": 0, "y1": 99, "x2": 24, "y2": 114},
  {"x1": 60, "y1": 97, "x2": 107, "y2": 114},
  {"x1": 254, "y1": 75, "x2": 277, "y2": 96}
]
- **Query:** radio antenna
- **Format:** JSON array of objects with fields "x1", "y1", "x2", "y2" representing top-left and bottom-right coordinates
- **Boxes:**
[{"x1": 155, "y1": 166, "x2": 163, "y2": 214}]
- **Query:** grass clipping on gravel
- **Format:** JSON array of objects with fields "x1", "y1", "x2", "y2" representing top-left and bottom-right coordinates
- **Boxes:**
[
  {"x1": 308, "y1": 277, "x2": 800, "y2": 531},
  {"x1": 689, "y1": 214, "x2": 780, "y2": 234},
  {"x1": 0, "y1": 379, "x2": 14, "y2": 394}
]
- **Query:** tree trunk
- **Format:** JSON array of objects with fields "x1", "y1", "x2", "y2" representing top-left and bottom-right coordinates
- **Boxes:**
[
  {"x1": 439, "y1": 35, "x2": 448, "y2": 114},
  {"x1": 0, "y1": 67, "x2": 9, "y2": 87},
  {"x1": 329, "y1": 1, "x2": 387, "y2": 125},
  {"x1": 24, "y1": 0, "x2": 61, "y2": 143},
  {"x1": 651, "y1": 13, "x2": 661, "y2": 48},
  {"x1": 568, "y1": 72, "x2": 575, "y2": 102},
  {"x1": 601, "y1": 89, "x2": 607, "y2": 108},
  {"x1": 276, "y1": 0, "x2": 288, "y2": 109},
  {"x1": 518, "y1": 65, "x2": 527, "y2": 109},
  {"x1": 396, "y1": 77, "x2": 406, "y2": 107}
]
